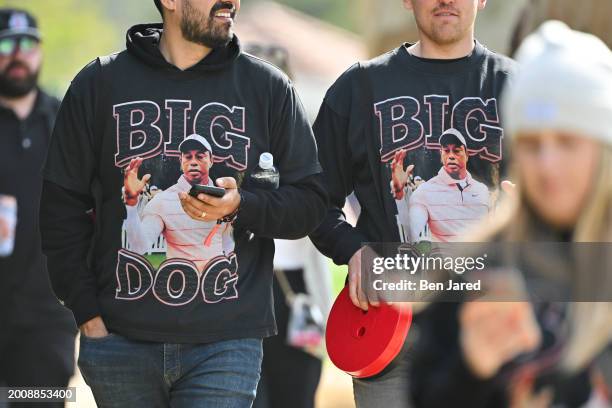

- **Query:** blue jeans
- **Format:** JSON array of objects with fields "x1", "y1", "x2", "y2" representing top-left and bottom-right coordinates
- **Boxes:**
[{"x1": 78, "y1": 333, "x2": 263, "y2": 408}]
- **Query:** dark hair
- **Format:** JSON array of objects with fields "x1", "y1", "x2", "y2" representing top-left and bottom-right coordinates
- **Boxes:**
[{"x1": 154, "y1": 0, "x2": 163, "y2": 17}]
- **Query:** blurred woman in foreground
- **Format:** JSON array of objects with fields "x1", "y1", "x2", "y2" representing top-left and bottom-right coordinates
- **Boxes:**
[{"x1": 411, "y1": 21, "x2": 612, "y2": 408}]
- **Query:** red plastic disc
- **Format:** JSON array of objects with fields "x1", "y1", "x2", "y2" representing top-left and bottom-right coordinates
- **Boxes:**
[{"x1": 326, "y1": 286, "x2": 412, "y2": 378}]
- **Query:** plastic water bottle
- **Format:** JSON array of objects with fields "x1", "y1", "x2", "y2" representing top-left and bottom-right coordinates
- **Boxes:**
[
  {"x1": 244, "y1": 153, "x2": 279, "y2": 242},
  {"x1": 249, "y1": 153, "x2": 279, "y2": 190}
]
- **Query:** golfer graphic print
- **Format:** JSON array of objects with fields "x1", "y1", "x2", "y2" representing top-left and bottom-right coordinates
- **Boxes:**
[
  {"x1": 391, "y1": 128, "x2": 490, "y2": 243},
  {"x1": 123, "y1": 134, "x2": 234, "y2": 274}
]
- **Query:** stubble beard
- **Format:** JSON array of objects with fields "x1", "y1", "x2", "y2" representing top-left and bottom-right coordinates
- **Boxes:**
[{"x1": 180, "y1": 0, "x2": 234, "y2": 49}]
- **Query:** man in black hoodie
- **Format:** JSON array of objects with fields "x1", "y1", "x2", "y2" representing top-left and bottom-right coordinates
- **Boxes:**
[
  {"x1": 310, "y1": 0, "x2": 516, "y2": 406},
  {"x1": 39, "y1": 0, "x2": 327, "y2": 406}
]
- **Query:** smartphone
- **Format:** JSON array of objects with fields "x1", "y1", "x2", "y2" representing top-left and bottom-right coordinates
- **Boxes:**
[{"x1": 189, "y1": 184, "x2": 226, "y2": 198}]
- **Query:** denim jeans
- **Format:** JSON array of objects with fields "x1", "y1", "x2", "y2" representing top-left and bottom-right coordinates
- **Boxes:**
[{"x1": 78, "y1": 333, "x2": 263, "y2": 408}]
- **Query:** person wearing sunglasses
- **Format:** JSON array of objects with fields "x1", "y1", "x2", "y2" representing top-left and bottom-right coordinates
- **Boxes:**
[
  {"x1": 0, "y1": 8, "x2": 76, "y2": 408},
  {"x1": 0, "y1": 11, "x2": 41, "y2": 111}
]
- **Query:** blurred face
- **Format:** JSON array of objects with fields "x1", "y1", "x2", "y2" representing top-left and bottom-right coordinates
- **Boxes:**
[
  {"x1": 515, "y1": 131, "x2": 601, "y2": 229},
  {"x1": 0, "y1": 36, "x2": 41, "y2": 97},
  {"x1": 441, "y1": 143, "x2": 468, "y2": 179},
  {"x1": 403, "y1": 0, "x2": 486, "y2": 46},
  {"x1": 178, "y1": 0, "x2": 240, "y2": 48},
  {"x1": 181, "y1": 149, "x2": 212, "y2": 185}
]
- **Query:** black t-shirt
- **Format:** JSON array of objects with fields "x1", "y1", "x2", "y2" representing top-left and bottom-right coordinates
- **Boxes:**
[
  {"x1": 310, "y1": 41, "x2": 517, "y2": 264},
  {"x1": 41, "y1": 25, "x2": 325, "y2": 343}
]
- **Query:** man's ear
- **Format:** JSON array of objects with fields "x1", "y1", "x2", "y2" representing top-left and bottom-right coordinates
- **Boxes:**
[
  {"x1": 160, "y1": 0, "x2": 177, "y2": 13},
  {"x1": 403, "y1": 0, "x2": 414, "y2": 12},
  {"x1": 478, "y1": 0, "x2": 487, "y2": 11}
]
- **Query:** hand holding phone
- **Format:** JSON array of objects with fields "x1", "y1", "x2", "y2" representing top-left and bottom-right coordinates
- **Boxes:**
[
  {"x1": 179, "y1": 178, "x2": 239, "y2": 224},
  {"x1": 189, "y1": 184, "x2": 226, "y2": 198}
]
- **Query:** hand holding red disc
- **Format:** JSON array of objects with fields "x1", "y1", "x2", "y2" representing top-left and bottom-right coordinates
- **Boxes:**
[{"x1": 326, "y1": 286, "x2": 412, "y2": 378}]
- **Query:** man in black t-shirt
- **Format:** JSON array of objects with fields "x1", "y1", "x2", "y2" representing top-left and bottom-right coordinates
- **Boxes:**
[{"x1": 310, "y1": 0, "x2": 516, "y2": 406}]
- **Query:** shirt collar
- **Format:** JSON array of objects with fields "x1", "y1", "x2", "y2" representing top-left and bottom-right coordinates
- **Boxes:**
[
  {"x1": 437, "y1": 166, "x2": 472, "y2": 185},
  {"x1": 177, "y1": 175, "x2": 193, "y2": 192}
]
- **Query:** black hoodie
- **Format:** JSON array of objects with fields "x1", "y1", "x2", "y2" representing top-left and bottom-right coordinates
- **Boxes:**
[{"x1": 40, "y1": 25, "x2": 327, "y2": 343}]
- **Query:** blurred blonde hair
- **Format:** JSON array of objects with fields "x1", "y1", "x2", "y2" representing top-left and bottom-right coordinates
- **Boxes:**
[{"x1": 474, "y1": 143, "x2": 612, "y2": 373}]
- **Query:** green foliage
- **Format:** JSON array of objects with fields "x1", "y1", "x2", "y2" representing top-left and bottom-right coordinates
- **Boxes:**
[{"x1": 1, "y1": 0, "x2": 123, "y2": 96}]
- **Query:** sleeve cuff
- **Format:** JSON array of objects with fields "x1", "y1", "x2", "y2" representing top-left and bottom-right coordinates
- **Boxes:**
[
  {"x1": 70, "y1": 287, "x2": 101, "y2": 327},
  {"x1": 232, "y1": 188, "x2": 263, "y2": 231},
  {"x1": 125, "y1": 203, "x2": 139, "y2": 217},
  {"x1": 333, "y1": 231, "x2": 367, "y2": 265}
]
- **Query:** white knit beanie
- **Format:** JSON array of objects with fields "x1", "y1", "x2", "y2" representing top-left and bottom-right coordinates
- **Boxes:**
[{"x1": 503, "y1": 21, "x2": 612, "y2": 147}]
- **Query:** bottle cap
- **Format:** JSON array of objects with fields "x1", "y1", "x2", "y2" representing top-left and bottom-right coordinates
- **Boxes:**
[{"x1": 259, "y1": 152, "x2": 274, "y2": 170}]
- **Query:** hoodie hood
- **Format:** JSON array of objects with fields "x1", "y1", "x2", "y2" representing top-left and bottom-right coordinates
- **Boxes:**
[{"x1": 126, "y1": 23, "x2": 241, "y2": 73}]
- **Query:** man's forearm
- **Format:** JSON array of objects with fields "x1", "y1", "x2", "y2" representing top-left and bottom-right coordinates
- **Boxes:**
[
  {"x1": 234, "y1": 173, "x2": 328, "y2": 240},
  {"x1": 309, "y1": 207, "x2": 368, "y2": 266}
]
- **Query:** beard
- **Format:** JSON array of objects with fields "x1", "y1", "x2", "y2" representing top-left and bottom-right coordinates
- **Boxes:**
[
  {"x1": 180, "y1": 0, "x2": 235, "y2": 49},
  {"x1": 414, "y1": 4, "x2": 470, "y2": 47},
  {"x1": 426, "y1": 22, "x2": 465, "y2": 46},
  {"x1": 0, "y1": 61, "x2": 39, "y2": 97}
]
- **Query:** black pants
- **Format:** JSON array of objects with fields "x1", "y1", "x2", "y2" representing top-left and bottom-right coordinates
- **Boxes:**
[
  {"x1": 253, "y1": 269, "x2": 322, "y2": 408},
  {"x1": 0, "y1": 325, "x2": 75, "y2": 408}
]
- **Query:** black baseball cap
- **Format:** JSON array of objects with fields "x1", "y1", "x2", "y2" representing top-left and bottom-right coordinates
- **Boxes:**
[{"x1": 0, "y1": 9, "x2": 40, "y2": 40}]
